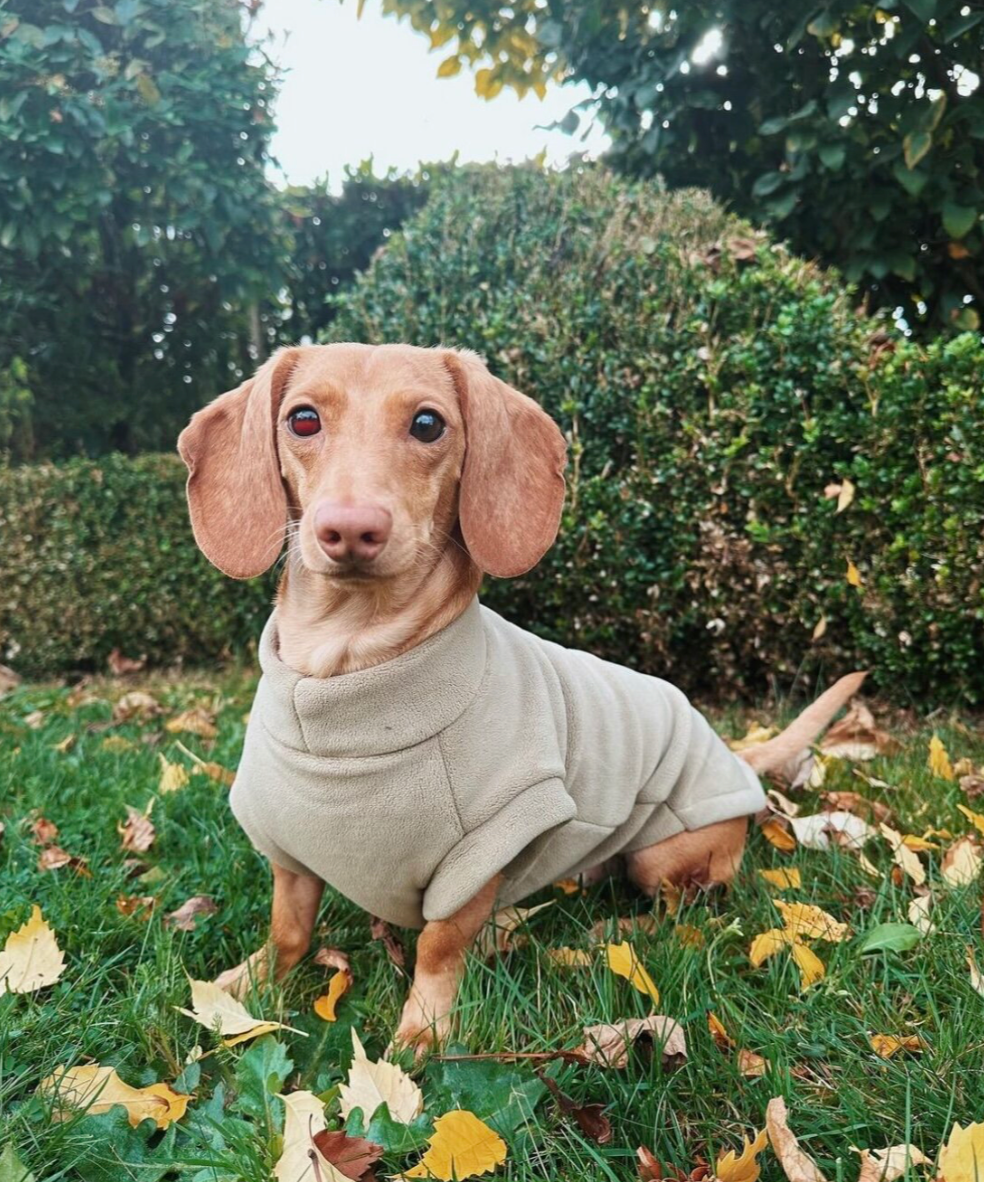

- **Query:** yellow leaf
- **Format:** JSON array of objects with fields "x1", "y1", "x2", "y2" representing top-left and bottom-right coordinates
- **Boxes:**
[
  {"x1": 158, "y1": 754, "x2": 189, "y2": 794},
  {"x1": 165, "y1": 707, "x2": 217, "y2": 740},
  {"x1": 708, "y1": 1011, "x2": 734, "y2": 1049},
  {"x1": 759, "y1": 868, "x2": 802, "y2": 890},
  {"x1": 939, "y1": 1122, "x2": 984, "y2": 1182},
  {"x1": 869, "y1": 1034, "x2": 925, "y2": 1058},
  {"x1": 775, "y1": 901, "x2": 849, "y2": 943},
  {"x1": 761, "y1": 819, "x2": 797, "y2": 851},
  {"x1": 552, "y1": 878, "x2": 581, "y2": 895},
  {"x1": 942, "y1": 836, "x2": 983, "y2": 887},
  {"x1": 546, "y1": 947, "x2": 592, "y2": 967},
  {"x1": 436, "y1": 55, "x2": 462, "y2": 78},
  {"x1": 730, "y1": 723, "x2": 777, "y2": 751},
  {"x1": 39, "y1": 1064, "x2": 188, "y2": 1129},
  {"x1": 766, "y1": 1095, "x2": 828, "y2": 1182},
  {"x1": 957, "y1": 804, "x2": 984, "y2": 837},
  {"x1": 177, "y1": 978, "x2": 298, "y2": 1046},
  {"x1": 879, "y1": 823, "x2": 926, "y2": 886},
  {"x1": 403, "y1": 1110, "x2": 507, "y2": 1180},
  {"x1": 738, "y1": 1048, "x2": 769, "y2": 1077},
  {"x1": 0, "y1": 906, "x2": 65, "y2": 995},
  {"x1": 856, "y1": 1144, "x2": 930, "y2": 1182},
  {"x1": 605, "y1": 942, "x2": 660, "y2": 1004},
  {"x1": 846, "y1": 559, "x2": 864, "y2": 588},
  {"x1": 675, "y1": 924, "x2": 704, "y2": 948},
  {"x1": 929, "y1": 734, "x2": 955, "y2": 781},
  {"x1": 338, "y1": 1029, "x2": 424, "y2": 1125},
  {"x1": 749, "y1": 929, "x2": 792, "y2": 966},
  {"x1": 102, "y1": 735, "x2": 134, "y2": 753},
  {"x1": 836, "y1": 478, "x2": 856, "y2": 513},
  {"x1": 717, "y1": 1128, "x2": 769, "y2": 1182},
  {"x1": 900, "y1": 834, "x2": 939, "y2": 851},
  {"x1": 314, "y1": 969, "x2": 350, "y2": 1021},
  {"x1": 274, "y1": 1090, "x2": 347, "y2": 1182},
  {"x1": 789, "y1": 942, "x2": 825, "y2": 990}
]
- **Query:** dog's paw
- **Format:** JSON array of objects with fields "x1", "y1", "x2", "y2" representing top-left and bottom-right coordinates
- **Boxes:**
[{"x1": 392, "y1": 1004, "x2": 450, "y2": 1061}]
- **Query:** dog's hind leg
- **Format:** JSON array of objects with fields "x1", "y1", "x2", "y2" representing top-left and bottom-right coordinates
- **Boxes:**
[{"x1": 625, "y1": 816, "x2": 748, "y2": 895}]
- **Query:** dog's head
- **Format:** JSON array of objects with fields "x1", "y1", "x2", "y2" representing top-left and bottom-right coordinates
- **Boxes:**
[{"x1": 177, "y1": 343, "x2": 566, "y2": 583}]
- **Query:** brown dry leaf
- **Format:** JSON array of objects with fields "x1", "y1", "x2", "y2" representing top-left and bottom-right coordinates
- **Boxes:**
[
  {"x1": 589, "y1": 915, "x2": 658, "y2": 941},
  {"x1": 158, "y1": 754, "x2": 190, "y2": 795},
  {"x1": 112, "y1": 691, "x2": 160, "y2": 723},
  {"x1": 738, "y1": 1049, "x2": 770, "y2": 1077},
  {"x1": 539, "y1": 1073, "x2": 611, "y2": 1145},
  {"x1": 717, "y1": 1128, "x2": 769, "y2": 1182},
  {"x1": 822, "y1": 792, "x2": 892, "y2": 824},
  {"x1": 761, "y1": 818, "x2": 797, "y2": 851},
  {"x1": 768, "y1": 787, "x2": 801, "y2": 817},
  {"x1": 312, "y1": 1128, "x2": 384, "y2": 1181},
  {"x1": 370, "y1": 916, "x2": 406, "y2": 968},
  {"x1": 40, "y1": 1064, "x2": 188, "y2": 1129},
  {"x1": 942, "y1": 836, "x2": 983, "y2": 887},
  {"x1": 30, "y1": 816, "x2": 59, "y2": 845},
  {"x1": 118, "y1": 805, "x2": 155, "y2": 853},
  {"x1": 165, "y1": 707, "x2": 218, "y2": 740},
  {"x1": 107, "y1": 648, "x2": 146, "y2": 676},
  {"x1": 939, "y1": 1122, "x2": 984, "y2": 1182},
  {"x1": 675, "y1": 924, "x2": 704, "y2": 948},
  {"x1": 0, "y1": 662, "x2": 21, "y2": 697},
  {"x1": 178, "y1": 977, "x2": 299, "y2": 1046},
  {"x1": 579, "y1": 1015, "x2": 686, "y2": 1069},
  {"x1": 546, "y1": 947, "x2": 592, "y2": 967},
  {"x1": 115, "y1": 894, "x2": 155, "y2": 921},
  {"x1": 766, "y1": 1095, "x2": 827, "y2": 1182},
  {"x1": 879, "y1": 823, "x2": 926, "y2": 886},
  {"x1": 164, "y1": 895, "x2": 217, "y2": 931},
  {"x1": 708, "y1": 1012, "x2": 734, "y2": 1050},
  {"x1": 967, "y1": 949, "x2": 984, "y2": 998},
  {"x1": 820, "y1": 702, "x2": 894, "y2": 761},
  {"x1": 24, "y1": 709, "x2": 45, "y2": 729},
  {"x1": 869, "y1": 1034, "x2": 925, "y2": 1059},
  {"x1": 0, "y1": 906, "x2": 66, "y2": 994},
  {"x1": 196, "y1": 761, "x2": 235, "y2": 787},
  {"x1": 476, "y1": 902, "x2": 554, "y2": 958},
  {"x1": 774, "y1": 902, "x2": 849, "y2": 943},
  {"x1": 928, "y1": 734, "x2": 955, "y2": 781},
  {"x1": 759, "y1": 868, "x2": 802, "y2": 890},
  {"x1": 38, "y1": 845, "x2": 89, "y2": 874},
  {"x1": 338, "y1": 1029, "x2": 423, "y2": 1125},
  {"x1": 274, "y1": 1090, "x2": 345, "y2": 1182},
  {"x1": 637, "y1": 1145, "x2": 663, "y2": 1181},
  {"x1": 960, "y1": 773, "x2": 984, "y2": 799},
  {"x1": 790, "y1": 811, "x2": 877, "y2": 851},
  {"x1": 855, "y1": 1145, "x2": 929, "y2": 1182}
]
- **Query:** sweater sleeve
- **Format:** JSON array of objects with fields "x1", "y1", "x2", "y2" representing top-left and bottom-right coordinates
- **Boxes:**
[{"x1": 422, "y1": 777, "x2": 577, "y2": 922}]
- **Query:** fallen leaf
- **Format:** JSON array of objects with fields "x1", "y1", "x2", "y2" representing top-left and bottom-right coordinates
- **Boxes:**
[
  {"x1": 53, "y1": 734, "x2": 76, "y2": 754},
  {"x1": 766, "y1": 1095, "x2": 827, "y2": 1182},
  {"x1": 101, "y1": 735, "x2": 135, "y2": 753},
  {"x1": 759, "y1": 868, "x2": 802, "y2": 891},
  {"x1": 960, "y1": 774, "x2": 984, "y2": 799},
  {"x1": 774, "y1": 902, "x2": 849, "y2": 943},
  {"x1": 30, "y1": 817, "x2": 58, "y2": 845},
  {"x1": 908, "y1": 895, "x2": 934, "y2": 936},
  {"x1": 928, "y1": 735, "x2": 955, "y2": 781},
  {"x1": 0, "y1": 906, "x2": 66, "y2": 995},
  {"x1": 403, "y1": 1109, "x2": 507, "y2": 1178},
  {"x1": 942, "y1": 836, "x2": 983, "y2": 887},
  {"x1": 708, "y1": 1012, "x2": 734, "y2": 1050},
  {"x1": 546, "y1": 947, "x2": 592, "y2": 967},
  {"x1": 338, "y1": 1029, "x2": 423, "y2": 1125},
  {"x1": 730, "y1": 723, "x2": 778, "y2": 752},
  {"x1": 717, "y1": 1128, "x2": 769, "y2": 1182},
  {"x1": 738, "y1": 1049, "x2": 769, "y2": 1077},
  {"x1": 855, "y1": 1145, "x2": 929, "y2": 1182},
  {"x1": 158, "y1": 755, "x2": 190, "y2": 794},
  {"x1": 118, "y1": 805, "x2": 155, "y2": 853},
  {"x1": 0, "y1": 662, "x2": 21, "y2": 696},
  {"x1": 812, "y1": 615, "x2": 828, "y2": 642},
  {"x1": 675, "y1": 924, "x2": 704, "y2": 948},
  {"x1": 761, "y1": 818, "x2": 797, "y2": 851},
  {"x1": 24, "y1": 709, "x2": 45, "y2": 729},
  {"x1": 589, "y1": 915, "x2": 658, "y2": 941},
  {"x1": 638, "y1": 1145, "x2": 663, "y2": 1181},
  {"x1": 606, "y1": 942, "x2": 660, "y2": 1004},
  {"x1": 274, "y1": 1090, "x2": 344, "y2": 1182},
  {"x1": 869, "y1": 1034, "x2": 925, "y2": 1059},
  {"x1": 38, "y1": 846, "x2": 74, "y2": 872},
  {"x1": 579, "y1": 1015, "x2": 686, "y2": 1069},
  {"x1": 939, "y1": 1122, "x2": 984, "y2": 1182},
  {"x1": 177, "y1": 978, "x2": 297, "y2": 1046},
  {"x1": 165, "y1": 707, "x2": 218, "y2": 740},
  {"x1": 314, "y1": 971, "x2": 352, "y2": 1022},
  {"x1": 749, "y1": 929, "x2": 791, "y2": 967},
  {"x1": 195, "y1": 761, "x2": 235, "y2": 787},
  {"x1": 112, "y1": 691, "x2": 160, "y2": 722},
  {"x1": 790, "y1": 811, "x2": 876, "y2": 851},
  {"x1": 538, "y1": 1073, "x2": 611, "y2": 1146},
  {"x1": 879, "y1": 823, "x2": 926, "y2": 886},
  {"x1": 821, "y1": 702, "x2": 895, "y2": 761},
  {"x1": 553, "y1": 878, "x2": 581, "y2": 895},
  {"x1": 370, "y1": 916, "x2": 406, "y2": 968},
  {"x1": 957, "y1": 804, "x2": 984, "y2": 837},
  {"x1": 900, "y1": 834, "x2": 939, "y2": 851},
  {"x1": 968, "y1": 949, "x2": 984, "y2": 997},
  {"x1": 476, "y1": 902, "x2": 554, "y2": 958},
  {"x1": 115, "y1": 894, "x2": 155, "y2": 920},
  {"x1": 789, "y1": 942, "x2": 826, "y2": 990},
  {"x1": 767, "y1": 788, "x2": 801, "y2": 817},
  {"x1": 39, "y1": 1064, "x2": 187, "y2": 1129},
  {"x1": 107, "y1": 648, "x2": 146, "y2": 676},
  {"x1": 822, "y1": 792, "x2": 892, "y2": 824},
  {"x1": 312, "y1": 1129, "x2": 384, "y2": 1180},
  {"x1": 859, "y1": 923, "x2": 922, "y2": 954},
  {"x1": 164, "y1": 895, "x2": 217, "y2": 931}
]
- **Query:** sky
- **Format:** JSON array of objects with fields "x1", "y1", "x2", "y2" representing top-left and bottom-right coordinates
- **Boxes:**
[{"x1": 258, "y1": 0, "x2": 611, "y2": 190}]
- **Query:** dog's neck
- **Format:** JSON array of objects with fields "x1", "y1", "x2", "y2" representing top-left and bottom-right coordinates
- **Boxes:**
[{"x1": 275, "y1": 542, "x2": 482, "y2": 678}]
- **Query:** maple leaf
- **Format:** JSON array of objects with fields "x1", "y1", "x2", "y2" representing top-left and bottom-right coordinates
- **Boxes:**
[
  {"x1": 337, "y1": 1029, "x2": 423, "y2": 1125},
  {"x1": 606, "y1": 942, "x2": 660, "y2": 1003},
  {"x1": 39, "y1": 1064, "x2": 188, "y2": 1129},
  {"x1": 717, "y1": 1128, "x2": 769, "y2": 1182},
  {"x1": 402, "y1": 1110, "x2": 507, "y2": 1179},
  {"x1": 578, "y1": 1015, "x2": 686, "y2": 1069},
  {"x1": 0, "y1": 906, "x2": 66, "y2": 995},
  {"x1": 939, "y1": 1122, "x2": 984, "y2": 1182},
  {"x1": 177, "y1": 978, "x2": 300, "y2": 1046},
  {"x1": 766, "y1": 1096, "x2": 827, "y2": 1182}
]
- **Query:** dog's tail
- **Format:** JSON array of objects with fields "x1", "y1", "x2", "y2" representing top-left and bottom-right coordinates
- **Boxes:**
[{"x1": 737, "y1": 671, "x2": 868, "y2": 775}]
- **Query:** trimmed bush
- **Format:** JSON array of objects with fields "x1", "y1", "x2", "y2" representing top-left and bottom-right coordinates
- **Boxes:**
[
  {"x1": 325, "y1": 165, "x2": 984, "y2": 703},
  {"x1": 0, "y1": 454, "x2": 271, "y2": 677}
]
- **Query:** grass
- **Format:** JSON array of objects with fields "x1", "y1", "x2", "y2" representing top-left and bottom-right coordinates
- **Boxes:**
[{"x1": 1, "y1": 664, "x2": 983, "y2": 1181}]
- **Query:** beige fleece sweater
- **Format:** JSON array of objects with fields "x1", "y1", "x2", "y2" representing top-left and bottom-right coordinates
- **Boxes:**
[{"x1": 230, "y1": 598, "x2": 765, "y2": 929}]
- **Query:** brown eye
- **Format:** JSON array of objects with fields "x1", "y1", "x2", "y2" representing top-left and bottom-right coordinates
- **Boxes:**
[
  {"x1": 288, "y1": 407, "x2": 321, "y2": 437},
  {"x1": 409, "y1": 409, "x2": 445, "y2": 443}
]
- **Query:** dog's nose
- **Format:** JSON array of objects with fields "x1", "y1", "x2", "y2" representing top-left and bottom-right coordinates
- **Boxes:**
[{"x1": 314, "y1": 501, "x2": 393, "y2": 564}]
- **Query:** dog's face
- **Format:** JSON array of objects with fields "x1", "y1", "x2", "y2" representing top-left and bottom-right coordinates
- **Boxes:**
[{"x1": 178, "y1": 343, "x2": 567, "y2": 584}]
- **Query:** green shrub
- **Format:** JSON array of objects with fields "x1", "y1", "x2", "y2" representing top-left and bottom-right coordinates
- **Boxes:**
[
  {"x1": 325, "y1": 165, "x2": 984, "y2": 704},
  {"x1": 0, "y1": 454, "x2": 271, "y2": 677}
]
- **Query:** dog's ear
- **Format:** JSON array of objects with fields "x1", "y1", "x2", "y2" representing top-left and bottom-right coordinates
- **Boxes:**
[
  {"x1": 443, "y1": 349, "x2": 566, "y2": 578},
  {"x1": 178, "y1": 347, "x2": 300, "y2": 579}
]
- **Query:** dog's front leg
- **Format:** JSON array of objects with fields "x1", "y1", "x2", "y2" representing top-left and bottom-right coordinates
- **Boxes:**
[
  {"x1": 393, "y1": 874, "x2": 502, "y2": 1057},
  {"x1": 215, "y1": 862, "x2": 324, "y2": 998}
]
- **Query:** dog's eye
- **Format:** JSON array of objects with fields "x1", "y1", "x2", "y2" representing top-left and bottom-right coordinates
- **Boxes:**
[
  {"x1": 287, "y1": 407, "x2": 321, "y2": 437},
  {"x1": 409, "y1": 409, "x2": 446, "y2": 443}
]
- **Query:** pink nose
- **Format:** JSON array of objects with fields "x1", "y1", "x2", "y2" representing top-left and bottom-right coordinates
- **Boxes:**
[{"x1": 314, "y1": 501, "x2": 393, "y2": 564}]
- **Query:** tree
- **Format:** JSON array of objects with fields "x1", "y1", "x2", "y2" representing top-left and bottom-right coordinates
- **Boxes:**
[
  {"x1": 374, "y1": 0, "x2": 984, "y2": 334},
  {"x1": 0, "y1": 0, "x2": 286, "y2": 458}
]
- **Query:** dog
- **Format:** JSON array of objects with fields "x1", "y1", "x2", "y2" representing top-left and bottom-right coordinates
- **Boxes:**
[{"x1": 178, "y1": 343, "x2": 864, "y2": 1054}]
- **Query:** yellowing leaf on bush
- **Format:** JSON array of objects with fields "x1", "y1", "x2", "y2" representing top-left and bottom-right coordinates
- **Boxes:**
[
  {"x1": 717, "y1": 1128, "x2": 769, "y2": 1182},
  {"x1": 158, "y1": 754, "x2": 189, "y2": 795},
  {"x1": 766, "y1": 1095, "x2": 828, "y2": 1182},
  {"x1": 606, "y1": 942, "x2": 660, "y2": 1004},
  {"x1": 314, "y1": 970, "x2": 351, "y2": 1022},
  {"x1": 546, "y1": 947, "x2": 592, "y2": 967},
  {"x1": 774, "y1": 902, "x2": 849, "y2": 943},
  {"x1": 178, "y1": 978, "x2": 299, "y2": 1046},
  {"x1": 942, "y1": 836, "x2": 983, "y2": 887},
  {"x1": 0, "y1": 906, "x2": 65, "y2": 995},
  {"x1": 855, "y1": 1144, "x2": 929, "y2": 1182},
  {"x1": 846, "y1": 559, "x2": 864, "y2": 588},
  {"x1": 869, "y1": 1034, "x2": 925, "y2": 1058},
  {"x1": 957, "y1": 804, "x2": 984, "y2": 837},
  {"x1": 274, "y1": 1090, "x2": 346, "y2": 1182},
  {"x1": 403, "y1": 1110, "x2": 507, "y2": 1180},
  {"x1": 929, "y1": 735, "x2": 955, "y2": 781},
  {"x1": 761, "y1": 818, "x2": 797, "y2": 851},
  {"x1": 879, "y1": 823, "x2": 926, "y2": 886},
  {"x1": 789, "y1": 943, "x2": 826, "y2": 990},
  {"x1": 165, "y1": 707, "x2": 217, "y2": 740},
  {"x1": 760, "y1": 868, "x2": 802, "y2": 890},
  {"x1": 39, "y1": 1064, "x2": 188, "y2": 1129},
  {"x1": 939, "y1": 1122, "x2": 984, "y2": 1182},
  {"x1": 338, "y1": 1030, "x2": 423, "y2": 1125}
]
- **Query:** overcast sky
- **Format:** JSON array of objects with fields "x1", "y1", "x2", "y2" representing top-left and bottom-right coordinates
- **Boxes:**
[{"x1": 259, "y1": 0, "x2": 610, "y2": 189}]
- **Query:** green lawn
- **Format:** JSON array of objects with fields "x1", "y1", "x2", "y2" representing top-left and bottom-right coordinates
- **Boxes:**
[{"x1": 1, "y1": 667, "x2": 982, "y2": 1181}]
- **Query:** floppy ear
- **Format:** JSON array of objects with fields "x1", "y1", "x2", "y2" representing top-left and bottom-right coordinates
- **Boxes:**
[
  {"x1": 177, "y1": 347, "x2": 300, "y2": 579},
  {"x1": 443, "y1": 349, "x2": 567, "y2": 578}
]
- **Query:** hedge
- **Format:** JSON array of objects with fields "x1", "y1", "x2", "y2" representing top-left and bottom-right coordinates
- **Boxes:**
[{"x1": 2, "y1": 166, "x2": 982, "y2": 702}]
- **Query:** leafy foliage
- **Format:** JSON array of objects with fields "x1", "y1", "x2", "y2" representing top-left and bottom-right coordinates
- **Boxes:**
[{"x1": 375, "y1": 0, "x2": 984, "y2": 334}]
